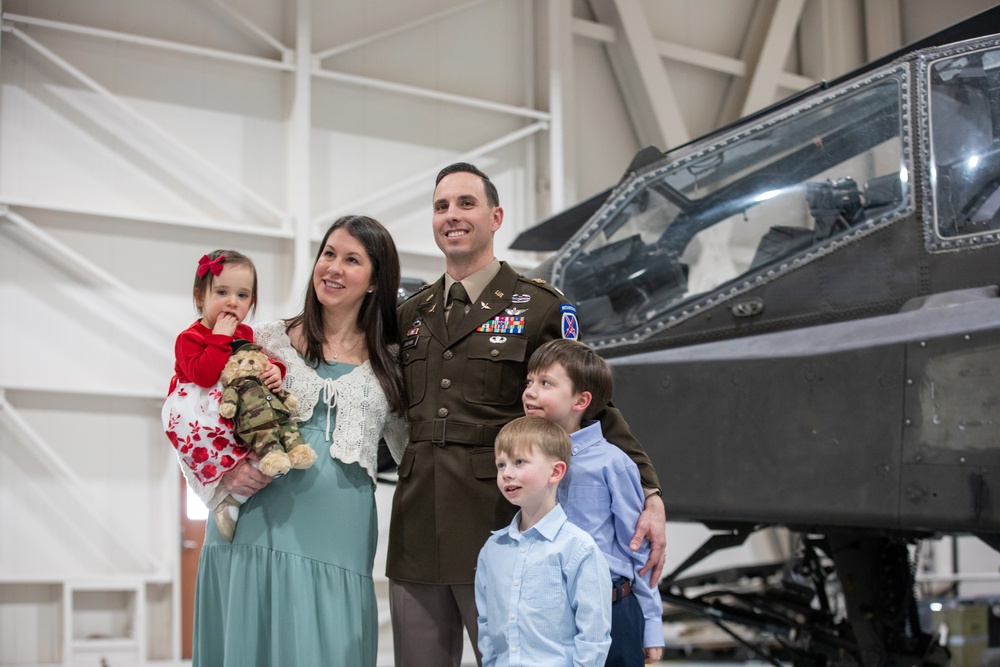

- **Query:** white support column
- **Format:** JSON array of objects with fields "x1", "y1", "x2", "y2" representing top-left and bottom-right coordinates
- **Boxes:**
[
  {"x1": 287, "y1": 0, "x2": 312, "y2": 311},
  {"x1": 590, "y1": 0, "x2": 688, "y2": 150},
  {"x1": 547, "y1": 0, "x2": 573, "y2": 214},
  {"x1": 741, "y1": 0, "x2": 806, "y2": 116}
]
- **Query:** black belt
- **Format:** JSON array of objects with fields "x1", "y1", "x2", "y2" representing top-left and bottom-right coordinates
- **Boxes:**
[
  {"x1": 410, "y1": 420, "x2": 502, "y2": 447},
  {"x1": 612, "y1": 577, "x2": 633, "y2": 603}
]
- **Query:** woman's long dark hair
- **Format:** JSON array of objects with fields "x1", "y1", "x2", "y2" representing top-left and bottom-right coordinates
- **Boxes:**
[{"x1": 286, "y1": 215, "x2": 405, "y2": 416}]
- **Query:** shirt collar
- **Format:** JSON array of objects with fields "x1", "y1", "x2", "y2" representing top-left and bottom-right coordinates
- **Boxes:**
[
  {"x1": 444, "y1": 258, "x2": 501, "y2": 305},
  {"x1": 569, "y1": 420, "x2": 602, "y2": 454},
  {"x1": 495, "y1": 503, "x2": 568, "y2": 542}
]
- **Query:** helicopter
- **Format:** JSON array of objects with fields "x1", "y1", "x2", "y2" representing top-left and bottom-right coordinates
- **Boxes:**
[{"x1": 514, "y1": 6, "x2": 1000, "y2": 667}]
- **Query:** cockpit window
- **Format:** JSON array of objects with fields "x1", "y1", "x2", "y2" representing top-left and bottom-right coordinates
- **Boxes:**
[
  {"x1": 554, "y1": 70, "x2": 908, "y2": 347},
  {"x1": 928, "y1": 46, "x2": 1000, "y2": 240}
]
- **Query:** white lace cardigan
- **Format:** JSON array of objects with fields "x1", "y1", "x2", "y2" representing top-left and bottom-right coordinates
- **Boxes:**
[{"x1": 178, "y1": 320, "x2": 408, "y2": 510}]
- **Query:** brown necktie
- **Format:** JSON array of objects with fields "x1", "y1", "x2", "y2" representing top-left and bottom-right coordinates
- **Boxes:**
[{"x1": 447, "y1": 282, "x2": 469, "y2": 338}]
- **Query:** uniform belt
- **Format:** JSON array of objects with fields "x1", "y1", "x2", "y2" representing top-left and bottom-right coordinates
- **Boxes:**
[
  {"x1": 410, "y1": 420, "x2": 502, "y2": 447},
  {"x1": 612, "y1": 577, "x2": 633, "y2": 603}
]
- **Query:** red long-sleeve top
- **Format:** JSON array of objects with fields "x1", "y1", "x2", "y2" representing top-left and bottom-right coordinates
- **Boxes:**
[{"x1": 167, "y1": 321, "x2": 284, "y2": 393}]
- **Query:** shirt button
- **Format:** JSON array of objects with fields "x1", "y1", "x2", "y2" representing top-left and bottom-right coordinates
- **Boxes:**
[
  {"x1": 509, "y1": 613, "x2": 515, "y2": 619},
  {"x1": 572, "y1": 447, "x2": 579, "y2": 454},
  {"x1": 443, "y1": 350, "x2": 454, "y2": 360},
  {"x1": 441, "y1": 378, "x2": 451, "y2": 389},
  {"x1": 520, "y1": 547, "x2": 526, "y2": 553},
  {"x1": 490, "y1": 349, "x2": 499, "y2": 357},
  {"x1": 437, "y1": 408, "x2": 449, "y2": 418},
  {"x1": 512, "y1": 647, "x2": 519, "y2": 653}
]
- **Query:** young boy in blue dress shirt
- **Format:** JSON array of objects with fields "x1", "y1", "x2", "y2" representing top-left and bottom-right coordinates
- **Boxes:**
[
  {"x1": 524, "y1": 339, "x2": 665, "y2": 666},
  {"x1": 475, "y1": 415, "x2": 612, "y2": 667}
]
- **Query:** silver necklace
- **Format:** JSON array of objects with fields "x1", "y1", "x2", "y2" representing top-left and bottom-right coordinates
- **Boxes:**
[{"x1": 327, "y1": 333, "x2": 362, "y2": 360}]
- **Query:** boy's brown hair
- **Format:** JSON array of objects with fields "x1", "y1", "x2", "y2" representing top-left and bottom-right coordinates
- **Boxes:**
[
  {"x1": 527, "y1": 339, "x2": 613, "y2": 421},
  {"x1": 495, "y1": 415, "x2": 571, "y2": 465}
]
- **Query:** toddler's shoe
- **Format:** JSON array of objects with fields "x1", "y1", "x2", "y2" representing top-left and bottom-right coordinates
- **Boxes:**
[{"x1": 213, "y1": 496, "x2": 240, "y2": 542}]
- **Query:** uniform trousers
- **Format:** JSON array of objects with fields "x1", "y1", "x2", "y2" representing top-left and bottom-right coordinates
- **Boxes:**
[{"x1": 390, "y1": 579, "x2": 482, "y2": 667}]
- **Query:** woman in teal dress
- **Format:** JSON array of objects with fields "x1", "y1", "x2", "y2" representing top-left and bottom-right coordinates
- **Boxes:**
[{"x1": 189, "y1": 215, "x2": 407, "y2": 667}]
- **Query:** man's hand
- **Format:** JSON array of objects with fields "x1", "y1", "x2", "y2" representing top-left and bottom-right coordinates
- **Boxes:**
[
  {"x1": 220, "y1": 454, "x2": 273, "y2": 497},
  {"x1": 631, "y1": 493, "x2": 666, "y2": 584},
  {"x1": 644, "y1": 647, "x2": 664, "y2": 664}
]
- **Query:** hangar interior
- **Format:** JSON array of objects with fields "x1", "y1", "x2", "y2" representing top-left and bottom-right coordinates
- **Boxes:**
[{"x1": 1, "y1": 0, "x2": 999, "y2": 665}]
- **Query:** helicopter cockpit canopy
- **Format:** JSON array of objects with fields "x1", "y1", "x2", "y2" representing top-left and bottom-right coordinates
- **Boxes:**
[{"x1": 553, "y1": 67, "x2": 910, "y2": 349}]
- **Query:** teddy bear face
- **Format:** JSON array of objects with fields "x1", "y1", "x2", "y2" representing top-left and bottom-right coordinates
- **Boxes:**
[{"x1": 220, "y1": 346, "x2": 270, "y2": 386}]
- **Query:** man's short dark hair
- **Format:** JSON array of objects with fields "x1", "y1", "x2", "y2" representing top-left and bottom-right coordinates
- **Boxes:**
[{"x1": 435, "y1": 162, "x2": 500, "y2": 208}]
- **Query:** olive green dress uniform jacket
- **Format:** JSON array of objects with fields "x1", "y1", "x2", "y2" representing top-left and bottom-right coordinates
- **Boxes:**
[{"x1": 387, "y1": 262, "x2": 660, "y2": 585}]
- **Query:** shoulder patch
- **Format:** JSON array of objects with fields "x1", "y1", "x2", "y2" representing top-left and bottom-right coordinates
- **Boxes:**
[{"x1": 561, "y1": 303, "x2": 580, "y2": 340}]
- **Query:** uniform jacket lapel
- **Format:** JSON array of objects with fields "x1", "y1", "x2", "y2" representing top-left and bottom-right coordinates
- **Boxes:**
[
  {"x1": 449, "y1": 264, "x2": 519, "y2": 342},
  {"x1": 415, "y1": 277, "x2": 448, "y2": 345}
]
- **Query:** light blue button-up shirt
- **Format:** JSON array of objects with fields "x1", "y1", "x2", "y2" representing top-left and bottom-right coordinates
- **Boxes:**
[
  {"x1": 557, "y1": 420, "x2": 664, "y2": 649},
  {"x1": 475, "y1": 503, "x2": 612, "y2": 667}
]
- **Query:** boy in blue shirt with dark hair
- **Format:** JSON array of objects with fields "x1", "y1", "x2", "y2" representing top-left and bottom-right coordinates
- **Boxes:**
[{"x1": 524, "y1": 339, "x2": 665, "y2": 666}]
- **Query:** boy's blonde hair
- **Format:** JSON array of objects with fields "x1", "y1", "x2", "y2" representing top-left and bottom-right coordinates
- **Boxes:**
[
  {"x1": 527, "y1": 339, "x2": 613, "y2": 421},
  {"x1": 495, "y1": 415, "x2": 572, "y2": 464}
]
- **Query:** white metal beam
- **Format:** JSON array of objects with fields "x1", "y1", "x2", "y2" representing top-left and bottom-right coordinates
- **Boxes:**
[
  {"x1": 575, "y1": 16, "x2": 813, "y2": 92},
  {"x1": 590, "y1": 0, "x2": 688, "y2": 149},
  {"x1": 3, "y1": 23, "x2": 289, "y2": 225},
  {"x1": 0, "y1": 197, "x2": 294, "y2": 239},
  {"x1": 2, "y1": 12, "x2": 292, "y2": 71},
  {"x1": 741, "y1": 0, "x2": 807, "y2": 116},
  {"x1": 207, "y1": 0, "x2": 292, "y2": 60},
  {"x1": 313, "y1": 121, "x2": 549, "y2": 232},
  {"x1": 313, "y1": 0, "x2": 492, "y2": 62},
  {"x1": 0, "y1": 207, "x2": 174, "y2": 358},
  {"x1": 311, "y1": 67, "x2": 549, "y2": 121}
]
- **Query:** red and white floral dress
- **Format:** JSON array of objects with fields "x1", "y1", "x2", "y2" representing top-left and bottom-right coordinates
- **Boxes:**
[{"x1": 161, "y1": 321, "x2": 256, "y2": 496}]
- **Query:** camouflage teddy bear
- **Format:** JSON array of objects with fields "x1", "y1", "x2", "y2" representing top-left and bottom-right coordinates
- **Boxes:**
[{"x1": 219, "y1": 340, "x2": 316, "y2": 477}]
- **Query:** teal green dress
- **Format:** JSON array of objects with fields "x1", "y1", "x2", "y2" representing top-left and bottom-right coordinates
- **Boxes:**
[{"x1": 192, "y1": 362, "x2": 377, "y2": 667}]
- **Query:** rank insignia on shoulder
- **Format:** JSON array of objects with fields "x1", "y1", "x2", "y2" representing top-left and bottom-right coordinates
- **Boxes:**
[
  {"x1": 530, "y1": 277, "x2": 546, "y2": 283},
  {"x1": 560, "y1": 303, "x2": 579, "y2": 340}
]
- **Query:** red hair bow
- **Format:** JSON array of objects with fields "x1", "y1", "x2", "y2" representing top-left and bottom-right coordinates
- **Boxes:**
[{"x1": 197, "y1": 254, "x2": 225, "y2": 277}]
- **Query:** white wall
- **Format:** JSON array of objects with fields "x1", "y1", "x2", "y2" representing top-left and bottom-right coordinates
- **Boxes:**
[{"x1": 2, "y1": 1, "x2": 999, "y2": 664}]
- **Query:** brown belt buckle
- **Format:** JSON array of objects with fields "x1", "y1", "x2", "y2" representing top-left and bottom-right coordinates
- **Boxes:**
[{"x1": 612, "y1": 579, "x2": 632, "y2": 602}]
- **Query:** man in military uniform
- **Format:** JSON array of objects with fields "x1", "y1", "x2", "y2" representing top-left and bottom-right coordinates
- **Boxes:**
[{"x1": 387, "y1": 162, "x2": 666, "y2": 667}]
